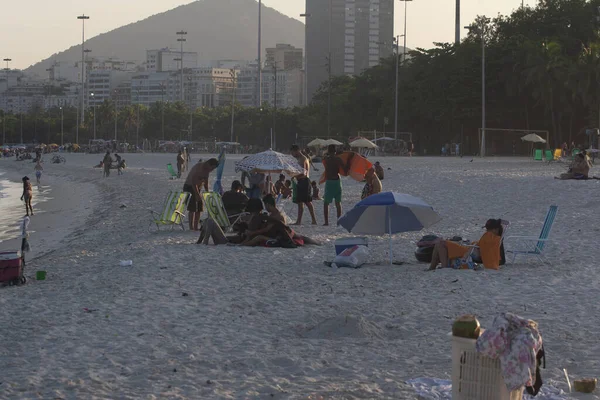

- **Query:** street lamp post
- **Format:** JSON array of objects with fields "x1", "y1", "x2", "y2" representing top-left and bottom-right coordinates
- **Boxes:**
[
  {"x1": 114, "y1": 90, "x2": 118, "y2": 142},
  {"x1": 77, "y1": 14, "x2": 90, "y2": 130},
  {"x1": 136, "y1": 90, "x2": 140, "y2": 148},
  {"x1": 60, "y1": 106, "x2": 64, "y2": 146},
  {"x1": 90, "y1": 92, "x2": 96, "y2": 139},
  {"x1": 2, "y1": 58, "x2": 11, "y2": 145},
  {"x1": 465, "y1": 20, "x2": 487, "y2": 157},
  {"x1": 455, "y1": 0, "x2": 460, "y2": 44},
  {"x1": 160, "y1": 83, "x2": 165, "y2": 140},
  {"x1": 393, "y1": 35, "x2": 403, "y2": 141},
  {"x1": 257, "y1": 0, "x2": 262, "y2": 107},
  {"x1": 230, "y1": 69, "x2": 236, "y2": 142},
  {"x1": 400, "y1": 0, "x2": 412, "y2": 64},
  {"x1": 327, "y1": 0, "x2": 332, "y2": 138},
  {"x1": 299, "y1": 13, "x2": 311, "y2": 106},
  {"x1": 176, "y1": 30, "x2": 187, "y2": 103}
]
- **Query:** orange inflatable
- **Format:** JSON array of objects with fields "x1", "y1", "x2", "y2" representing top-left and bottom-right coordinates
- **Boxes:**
[{"x1": 318, "y1": 152, "x2": 373, "y2": 184}]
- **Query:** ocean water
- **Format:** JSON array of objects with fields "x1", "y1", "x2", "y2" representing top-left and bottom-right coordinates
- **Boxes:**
[{"x1": 0, "y1": 170, "x2": 52, "y2": 243}]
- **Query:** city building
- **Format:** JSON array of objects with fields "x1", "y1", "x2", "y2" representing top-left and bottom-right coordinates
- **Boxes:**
[
  {"x1": 305, "y1": 0, "x2": 394, "y2": 101},
  {"x1": 131, "y1": 72, "x2": 172, "y2": 106},
  {"x1": 0, "y1": 69, "x2": 22, "y2": 94},
  {"x1": 265, "y1": 44, "x2": 304, "y2": 70},
  {"x1": 261, "y1": 68, "x2": 305, "y2": 108},
  {"x1": 87, "y1": 70, "x2": 134, "y2": 108},
  {"x1": 234, "y1": 63, "x2": 259, "y2": 108},
  {"x1": 146, "y1": 48, "x2": 198, "y2": 73}
]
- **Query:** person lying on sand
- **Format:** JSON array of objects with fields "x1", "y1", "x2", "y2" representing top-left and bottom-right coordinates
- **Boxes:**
[
  {"x1": 240, "y1": 198, "x2": 294, "y2": 247},
  {"x1": 555, "y1": 153, "x2": 590, "y2": 180},
  {"x1": 262, "y1": 195, "x2": 320, "y2": 246},
  {"x1": 428, "y1": 219, "x2": 503, "y2": 271}
]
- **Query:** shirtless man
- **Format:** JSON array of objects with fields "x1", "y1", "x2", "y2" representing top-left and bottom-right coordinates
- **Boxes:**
[
  {"x1": 322, "y1": 144, "x2": 346, "y2": 226},
  {"x1": 290, "y1": 144, "x2": 317, "y2": 225},
  {"x1": 183, "y1": 158, "x2": 219, "y2": 230}
]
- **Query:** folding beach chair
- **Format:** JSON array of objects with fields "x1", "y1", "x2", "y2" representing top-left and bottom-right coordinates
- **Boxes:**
[
  {"x1": 544, "y1": 150, "x2": 555, "y2": 162},
  {"x1": 534, "y1": 149, "x2": 543, "y2": 161},
  {"x1": 203, "y1": 192, "x2": 247, "y2": 233},
  {"x1": 149, "y1": 191, "x2": 190, "y2": 231},
  {"x1": 505, "y1": 205, "x2": 558, "y2": 264},
  {"x1": 166, "y1": 163, "x2": 178, "y2": 179}
]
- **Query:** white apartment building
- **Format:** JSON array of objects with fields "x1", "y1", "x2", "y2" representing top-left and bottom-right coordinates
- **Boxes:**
[
  {"x1": 130, "y1": 72, "x2": 172, "y2": 106},
  {"x1": 146, "y1": 48, "x2": 198, "y2": 73},
  {"x1": 0, "y1": 70, "x2": 22, "y2": 94},
  {"x1": 87, "y1": 70, "x2": 134, "y2": 107}
]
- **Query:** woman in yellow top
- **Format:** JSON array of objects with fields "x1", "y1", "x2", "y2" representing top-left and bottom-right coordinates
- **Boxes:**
[{"x1": 428, "y1": 219, "x2": 503, "y2": 271}]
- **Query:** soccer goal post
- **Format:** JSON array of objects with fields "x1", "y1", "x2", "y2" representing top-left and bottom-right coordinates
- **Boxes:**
[{"x1": 477, "y1": 128, "x2": 550, "y2": 156}]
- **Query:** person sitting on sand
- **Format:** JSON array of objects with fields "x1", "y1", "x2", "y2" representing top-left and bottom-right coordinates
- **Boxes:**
[
  {"x1": 361, "y1": 167, "x2": 382, "y2": 200},
  {"x1": 281, "y1": 180, "x2": 292, "y2": 199},
  {"x1": 222, "y1": 180, "x2": 249, "y2": 217},
  {"x1": 262, "y1": 194, "x2": 320, "y2": 246},
  {"x1": 555, "y1": 153, "x2": 590, "y2": 180},
  {"x1": 240, "y1": 198, "x2": 293, "y2": 247},
  {"x1": 117, "y1": 159, "x2": 126, "y2": 175},
  {"x1": 20, "y1": 176, "x2": 34, "y2": 216},
  {"x1": 428, "y1": 219, "x2": 503, "y2": 271},
  {"x1": 274, "y1": 174, "x2": 286, "y2": 195}
]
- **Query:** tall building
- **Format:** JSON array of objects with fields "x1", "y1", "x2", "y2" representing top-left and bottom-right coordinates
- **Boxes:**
[
  {"x1": 306, "y1": 0, "x2": 394, "y2": 101},
  {"x1": 265, "y1": 44, "x2": 304, "y2": 70},
  {"x1": 146, "y1": 48, "x2": 198, "y2": 73}
]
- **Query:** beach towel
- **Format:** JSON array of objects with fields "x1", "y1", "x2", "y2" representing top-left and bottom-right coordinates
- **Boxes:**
[{"x1": 318, "y1": 152, "x2": 373, "y2": 184}]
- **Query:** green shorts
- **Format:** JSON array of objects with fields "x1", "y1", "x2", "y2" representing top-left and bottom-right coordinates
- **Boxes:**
[{"x1": 324, "y1": 179, "x2": 342, "y2": 204}]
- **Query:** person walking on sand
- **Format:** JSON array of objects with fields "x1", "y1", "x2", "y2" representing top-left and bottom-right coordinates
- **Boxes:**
[
  {"x1": 322, "y1": 144, "x2": 346, "y2": 226},
  {"x1": 183, "y1": 158, "x2": 219, "y2": 231},
  {"x1": 290, "y1": 144, "x2": 317, "y2": 225},
  {"x1": 102, "y1": 151, "x2": 113, "y2": 178},
  {"x1": 176, "y1": 150, "x2": 185, "y2": 178},
  {"x1": 34, "y1": 160, "x2": 43, "y2": 184},
  {"x1": 21, "y1": 176, "x2": 34, "y2": 216}
]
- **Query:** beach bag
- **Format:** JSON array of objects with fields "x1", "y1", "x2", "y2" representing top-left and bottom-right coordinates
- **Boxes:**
[
  {"x1": 525, "y1": 345, "x2": 546, "y2": 396},
  {"x1": 333, "y1": 245, "x2": 369, "y2": 269}
]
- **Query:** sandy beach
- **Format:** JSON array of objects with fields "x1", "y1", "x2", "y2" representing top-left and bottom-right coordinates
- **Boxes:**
[{"x1": 0, "y1": 153, "x2": 598, "y2": 399}]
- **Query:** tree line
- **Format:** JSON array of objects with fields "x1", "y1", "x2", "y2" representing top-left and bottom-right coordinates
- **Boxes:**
[{"x1": 2, "y1": 0, "x2": 599, "y2": 154}]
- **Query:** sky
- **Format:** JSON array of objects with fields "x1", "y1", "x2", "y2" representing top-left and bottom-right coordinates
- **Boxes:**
[{"x1": 2, "y1": 0, "x2": 536, "y2": 69}]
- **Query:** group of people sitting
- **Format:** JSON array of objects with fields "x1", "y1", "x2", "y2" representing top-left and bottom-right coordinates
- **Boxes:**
[{"x1": 198, "y1": 180, "x2": 319, "y2": 248}]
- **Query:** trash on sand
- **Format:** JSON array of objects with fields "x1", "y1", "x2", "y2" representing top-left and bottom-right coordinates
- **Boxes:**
[{"x1": 120, "y1": 260, "x2": 133, "y2": 267}]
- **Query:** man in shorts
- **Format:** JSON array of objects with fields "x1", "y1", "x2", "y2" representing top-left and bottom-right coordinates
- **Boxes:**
[
  {"x1": 183, "y1": 158, "x2": 219, "y2": 231},
  {"x1": 322, "y1": 144, "x2": 346, "y2": 226},
  {"x1": 290, "y1": 144, "x2": 317, "y2": 225}
]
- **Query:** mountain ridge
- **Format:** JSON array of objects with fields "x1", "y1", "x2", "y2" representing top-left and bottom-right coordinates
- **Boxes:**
[{"x1": 25, "y1": 0, "x2": 304, "y2": 77}]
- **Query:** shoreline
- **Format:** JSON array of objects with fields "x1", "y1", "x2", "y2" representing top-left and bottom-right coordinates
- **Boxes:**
[{"x1": 0, "y1": 159, "x2": 101, "y2": 263}]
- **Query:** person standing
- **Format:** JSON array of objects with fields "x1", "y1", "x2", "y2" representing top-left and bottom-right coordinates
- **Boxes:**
[
  {"x1": 103, "y1": 151, "x2": 113, "y2": 178},
  {"x1": 176, "y1": 150, "x2": 185, "y2": 178},
  {"x1": 183, "y1": 158, "x2": 219, "y2": 231},
  {"x1": 374, "y1": 161, "x2": 384, "y2": 180},
  {"x1": 290, "y1": 144, "x2": 317, "y2": 225},
  {"x1": 34, "y1": 160, "x2": 43, "y2": 184},
  {"x1": 21, "y1": 176, "x2": 33, "y2": 216},
  {"x1": 322, "y1": 144, "x2": 346, "y2": 226}
]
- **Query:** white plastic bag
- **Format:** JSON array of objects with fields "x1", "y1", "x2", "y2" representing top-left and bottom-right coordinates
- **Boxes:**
[{"x1": 333, "y1": 245, "x2": 370, "y2": 269}]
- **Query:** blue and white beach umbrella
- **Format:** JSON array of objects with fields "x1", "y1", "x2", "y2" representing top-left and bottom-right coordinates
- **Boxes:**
[{"x1": 338, "y1": 192, "x2": 441, "y2": 263}]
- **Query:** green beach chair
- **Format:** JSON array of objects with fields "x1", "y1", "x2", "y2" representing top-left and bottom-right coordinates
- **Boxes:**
[
  {"x1": 505, "y1": 205, "x2": 558, "y2": 264},
  {"x1": 534, "y1": 149, "x2": 543, "y2": 161},
  {"x1": 203, "y1": 192, "x2": 247, "y2": 233},
  {"x1": 149, "y1": 191, "x2": 190, "y2": 231},
  {"x1": 167, "y1": 163, "x2": 178, "y2": 179},
  {"x1": 544, "y1": 150, "x2": 554, "y2": 162}
]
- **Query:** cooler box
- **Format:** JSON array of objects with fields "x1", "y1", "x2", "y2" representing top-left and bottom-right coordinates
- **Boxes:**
[
  {"x1": 334, "y1": 237, "x2": 368, "y2": 255},
  {"x1": 451, "y1": 334, "x2": 524, "y2": 400},
  {"x1": 0, "y1": 251, "x2": 23, "y2": 283}
]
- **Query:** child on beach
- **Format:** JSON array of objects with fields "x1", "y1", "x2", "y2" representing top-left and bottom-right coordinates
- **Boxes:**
[
  {"x1": 34, "y1": 160, "x2": 43, "y2": 184},
  {"x1": 20, "y1": 176, "x2": 33, "y2": 216},
  {"x1": 311, "y1": 181, "x2": 321, "y2": 200}
]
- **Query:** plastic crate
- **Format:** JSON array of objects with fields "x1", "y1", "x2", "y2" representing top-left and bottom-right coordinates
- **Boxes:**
[
  {"x1": 451, "y1": 335, "x2": 524, "y2": 400},
  {"x1": 334, "y1": 237, "x2": 368, "y2": 255},
  {"x1": 0, "y1": 251, "x2": 23, "y2": 283}
]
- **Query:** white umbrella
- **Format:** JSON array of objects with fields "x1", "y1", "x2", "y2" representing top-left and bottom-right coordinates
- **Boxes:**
[
  {"x1": 322, "y1": 139, "x2": 343, "y2": 146},
  {"x1": 234, "y1": 149, "x2": 306, "y2": 176},
  {"x1": 521, "y1": 134, "x2": 546, "y2": 144},
  {"x1": 373, "y1": 137, "x2": 396, "y2": 142},
  {"x1": 349, "y1": 138, "x2": 379, "y2": 149},
  {"x1": 307, "y1": 138, "x2": 325, "y2": 147}
]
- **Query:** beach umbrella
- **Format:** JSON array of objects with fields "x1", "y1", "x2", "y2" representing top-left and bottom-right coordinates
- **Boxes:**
[
  {"x1": 373, "y1": 137, "x2": 396, "y2": 142},
  {"x1": 307, "y1": 138, "x2": 325, "y2": 147},
  {"x1": 520, "y1": 134, "x2": 546, "y2": 144},
  {"x1": 349, "y1": 138, "x2": 379, "y2": 149},
  {"x1": 338, "y1": 192, "x2": 441, "y2": 263},
  {"x1": 322, "y1": 139, "x2": 343, "y2": 146},
  {"x1": 234, "y1": 149, "x2": 306, "y2": 176}
]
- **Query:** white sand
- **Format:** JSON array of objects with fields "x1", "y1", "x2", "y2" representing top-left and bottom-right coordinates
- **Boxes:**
[{"x1": 0, "y1": 153, "x2": 598, "y2": 399}]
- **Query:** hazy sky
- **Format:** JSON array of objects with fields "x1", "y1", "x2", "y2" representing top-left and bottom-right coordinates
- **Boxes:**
[{"x1": 3, "y1": 0, "x2": 535, "y2": 69}]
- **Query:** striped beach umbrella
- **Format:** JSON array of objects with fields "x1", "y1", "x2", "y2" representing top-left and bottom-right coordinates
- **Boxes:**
[{"x1": 234, "y1": 149, "x2": 306, "y2": 176}]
